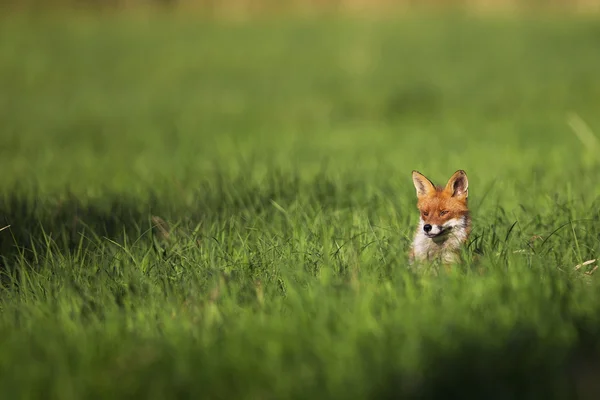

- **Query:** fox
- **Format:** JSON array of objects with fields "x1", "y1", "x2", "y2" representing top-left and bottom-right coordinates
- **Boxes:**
[{"x1": 409, "y1": 169, "x2": 471, "y2": 265}]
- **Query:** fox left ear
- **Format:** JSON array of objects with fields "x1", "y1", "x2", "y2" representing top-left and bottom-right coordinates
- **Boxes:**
[
  {"x1": 445, "y1": 170, "x2": 468, "y2": 199},
  {"x1": 412, "y1": 170, "x2": 436, "y2": 198}
]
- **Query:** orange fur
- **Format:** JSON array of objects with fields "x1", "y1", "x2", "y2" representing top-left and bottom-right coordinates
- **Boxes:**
[{"x1": 409, "y1": 170, "x2": 471, "y2": 265}]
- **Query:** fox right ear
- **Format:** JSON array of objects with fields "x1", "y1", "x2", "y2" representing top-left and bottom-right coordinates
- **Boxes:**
[
  {"x1": 445, "y1": 170, "x2": 468, "y2": 199},
  {"x1": 412, "y1": 170, "x2": 436, "y2": 198}
]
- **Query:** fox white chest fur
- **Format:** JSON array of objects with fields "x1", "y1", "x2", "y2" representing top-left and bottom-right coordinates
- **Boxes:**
[
  {"x1": 409, "y1": 170, "x2": 471, "y2": 265},
  {"x1": 411, "y1": 215, "x2": 470, "y2": 264}
]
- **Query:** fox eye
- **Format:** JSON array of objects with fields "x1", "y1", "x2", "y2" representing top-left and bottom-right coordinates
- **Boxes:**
[
  {"x1": 422, "y1": 211, "x2": 429, "y2": 217},
  {"x1": 440, "y1": 210, "x2": 448, "y2": 216}
]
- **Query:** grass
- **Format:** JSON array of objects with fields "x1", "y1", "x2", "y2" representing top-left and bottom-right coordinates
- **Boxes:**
[{"x1": 1, "y1": 11, "x2": 600, "y2": 399}]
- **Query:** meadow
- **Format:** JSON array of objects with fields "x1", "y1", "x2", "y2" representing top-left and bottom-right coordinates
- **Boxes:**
[{"x1": 1, "y1": 10, "x2": 600, "y2": 399}]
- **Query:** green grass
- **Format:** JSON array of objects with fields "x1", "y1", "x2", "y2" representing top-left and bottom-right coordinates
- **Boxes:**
[{"x1": 1, "y1": 12, "x2": 600, "y2": 399}]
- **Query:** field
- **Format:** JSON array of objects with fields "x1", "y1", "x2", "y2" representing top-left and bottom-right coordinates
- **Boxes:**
[{"x1": 2, "y1": 10, "x2": 600, "y2": 399}]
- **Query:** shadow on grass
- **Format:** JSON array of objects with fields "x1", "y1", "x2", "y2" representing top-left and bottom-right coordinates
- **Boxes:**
[
  {"x1": 0, "y1": 173, "x2": 392, "y2": 264},
  {"x1": 375, "y1": 328, "x2": 600, "y2": 400},
  {"x1": 0, "y1": 190, "x2": 155, "y2": 262}
]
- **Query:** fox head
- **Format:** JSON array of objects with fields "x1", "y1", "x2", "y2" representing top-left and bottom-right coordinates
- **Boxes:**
[{"x1": 411, "y1": 170, "x2": 469, "y2": 240}]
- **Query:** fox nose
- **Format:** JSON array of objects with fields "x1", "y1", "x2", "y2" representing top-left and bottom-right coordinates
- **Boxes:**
[{"x1": 423, "y1": 224, "x2": 432, "y2": 233}]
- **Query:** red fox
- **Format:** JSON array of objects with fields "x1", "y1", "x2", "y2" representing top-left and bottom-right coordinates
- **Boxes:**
[{"x1": 409, "y1": 170, "x2": 471, "y2": 265}]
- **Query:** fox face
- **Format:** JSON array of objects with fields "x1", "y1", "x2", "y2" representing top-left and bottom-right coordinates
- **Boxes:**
[{"x1": 410, "y1": 170, "x2": 471, "y2": 263}]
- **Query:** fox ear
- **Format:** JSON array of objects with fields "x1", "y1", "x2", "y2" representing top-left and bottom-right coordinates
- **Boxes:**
[
  {"x1": 445, "y1": 170, "x2": 468, "y2": 199},
  {"x1": 412, "y1": 170, "x2": 436, "y2": 198}
]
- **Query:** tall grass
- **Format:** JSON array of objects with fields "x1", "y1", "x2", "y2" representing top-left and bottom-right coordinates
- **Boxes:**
[{"x1": 1, "y1": 12, "x2": 600, "y2": 399}]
